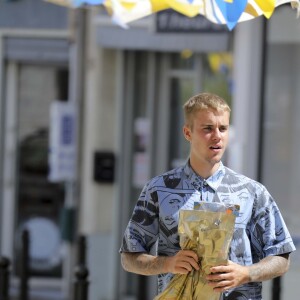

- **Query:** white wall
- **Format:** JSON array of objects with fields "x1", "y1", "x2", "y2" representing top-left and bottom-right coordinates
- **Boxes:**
[
  {"x1": 228, "y1": 18, "x2": 264, "y2": 180},
  {"x1": 80, "y1": 9, "x2": 119, "y2": 300}
]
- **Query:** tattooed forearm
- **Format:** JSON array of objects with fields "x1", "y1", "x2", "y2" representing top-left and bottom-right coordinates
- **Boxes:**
[
  {"x1": 121, "y1": 252, "x2": 168, "y2": 275},
  {"x1": 248, "y1": 254, "x2": 290, "y2": 282}
]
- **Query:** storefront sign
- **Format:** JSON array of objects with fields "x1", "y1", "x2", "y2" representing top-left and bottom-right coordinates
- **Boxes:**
[{"x1": 156, "y1": 10, "x2": 227, "y2": 33}]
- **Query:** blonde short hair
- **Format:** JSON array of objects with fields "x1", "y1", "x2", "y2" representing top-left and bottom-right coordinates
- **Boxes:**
[{"x1": 183, "y1": 92, "x2": 231, "y2": 127}]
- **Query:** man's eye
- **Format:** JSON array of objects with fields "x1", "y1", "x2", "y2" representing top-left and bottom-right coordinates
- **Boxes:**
[{"x1": 220, "y1": 127, "x2": 228, "y2": 132}]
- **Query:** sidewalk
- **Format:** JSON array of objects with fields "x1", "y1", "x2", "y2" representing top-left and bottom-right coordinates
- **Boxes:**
[{"x1": 10, "y1": 287, "x2": 67, "y2": 300}]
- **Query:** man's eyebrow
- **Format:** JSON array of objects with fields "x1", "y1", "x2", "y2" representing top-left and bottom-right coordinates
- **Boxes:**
[{"x1": 200, "y1": 124, "x2": 229, "y2": 127}]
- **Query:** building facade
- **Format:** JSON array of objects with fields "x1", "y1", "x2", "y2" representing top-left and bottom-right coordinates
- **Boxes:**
[
  {"x1": 0, "y1": 2, "x2": 299, "y2": 300},
  {"x1": 0, "y1": 0, "x2": 73, "y2": 298}
]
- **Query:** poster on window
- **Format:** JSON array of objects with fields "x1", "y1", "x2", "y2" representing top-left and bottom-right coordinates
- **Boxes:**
[
  {"x1": 133, "y1": 118, "x2": 150, "y2": 188},
  {"x1": 48, "y1": 101, "x2": 77, "y2": 182}
]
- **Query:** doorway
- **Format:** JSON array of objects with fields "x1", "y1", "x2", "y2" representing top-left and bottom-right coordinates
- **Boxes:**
[
  {"x1": 118, "y1": 50, "x2": 233, "y2": 299},
  {"x1": 0, "y1": 62, "x2": 69, "y2": 293}
]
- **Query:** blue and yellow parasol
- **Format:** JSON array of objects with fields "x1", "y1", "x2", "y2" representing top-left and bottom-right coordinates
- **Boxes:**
[{"x1": 48, "y1": 0, "x2": 300, "y2": 30}]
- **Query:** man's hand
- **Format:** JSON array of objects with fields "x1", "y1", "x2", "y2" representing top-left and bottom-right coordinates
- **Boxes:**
[
  {"x1": 165, "y1": 250, "x2": 200, "y2": 274},
  {"x1": 206, "y1": 260, "x2": 249, "y2": 292},
  {"x1": 121, "y1": 250, "x2": 199, "y2": 276},
  {"x1": 206, "y1": 254, "x2": 290, "y2": 292}
]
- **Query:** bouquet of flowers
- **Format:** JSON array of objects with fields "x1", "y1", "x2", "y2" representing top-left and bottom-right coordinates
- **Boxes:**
[{"x1": 155, "y1": 201, "x2": 239, "y2": 300}]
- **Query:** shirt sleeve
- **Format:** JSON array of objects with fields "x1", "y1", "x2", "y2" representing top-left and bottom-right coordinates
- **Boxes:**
[
  {"x1": 249, "y1": 185, "x2": 296, "y2": 260},
  {"x1": 119, "y1": 180, "x2": 159, "y2": 253}
]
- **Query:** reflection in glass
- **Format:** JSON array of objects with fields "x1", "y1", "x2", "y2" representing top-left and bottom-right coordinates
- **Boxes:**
[
  {"x1": 14, "y1": 65, "x2": 68, "y2": 278},
  {"x1": 168, "y1": 52, "x2": 233, "y2": 170},
  {"x1": 170, "y1": 51, "x2": 195, "y2": 70}
]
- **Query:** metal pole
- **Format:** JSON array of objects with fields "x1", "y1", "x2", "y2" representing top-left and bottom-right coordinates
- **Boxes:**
[
  {"x1": 20, "y1": 229, "x2": 29, "y2": 300},
  {"x1": 77, "y1": 235, "x2": 86, "y2": 266},
  {"x1": 0, "y1": 256, "x2": 10, "y2": 300},
  {"x1": 255, "y1": 17, "x2": 283, "y2": 300},
  {"x1": 272, "y1": 277, "x2": 281, "y2": 300},
  {"x1": 62, "y1": 7, "x2": 86, "y2": 299},
  {"x1": 74, "y1": 264, "x2": 89, "y2": 300}
]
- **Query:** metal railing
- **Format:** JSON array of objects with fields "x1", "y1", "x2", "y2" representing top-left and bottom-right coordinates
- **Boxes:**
[
  {"x1": 0, "y1": 231, "x2": 90, "y2": 300},
  {"x1": 0, "y1": 256, "x2": 10, "y2": 300},
  {"x1": 74, "y1": 235, "x2": 89, "y2": 300}
]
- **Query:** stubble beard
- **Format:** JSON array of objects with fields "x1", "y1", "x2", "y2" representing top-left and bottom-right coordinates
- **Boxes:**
[{"x1": 206, "y1": 154, "x2": 222, "y2": 170}]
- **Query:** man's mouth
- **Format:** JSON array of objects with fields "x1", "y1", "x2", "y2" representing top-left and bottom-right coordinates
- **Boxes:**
[{"x1": 210, "y1": 145, "x2": 222, "y2": 150}]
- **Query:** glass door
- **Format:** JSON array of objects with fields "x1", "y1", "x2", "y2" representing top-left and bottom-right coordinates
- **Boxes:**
[
  {"x1": 156, "y1": 52, "x2": 233, "y2": 174},
  {"x1": 118, "y1": 49, "x2": 233, "y2": 300},
  {"x1": 1, "y1": 62, "x2": 69, "y2": 295},
  {"x1": 14, "y1": 64, "x2": 68, "y2": 278},
  {"x1": 118, "y1": 51, "x2": 157, "y2": 300}
]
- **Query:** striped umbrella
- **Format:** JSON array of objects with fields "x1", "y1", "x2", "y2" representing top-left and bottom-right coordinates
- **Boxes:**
[{"x1": 48, "y1": 0, "x2": 299, "y2": 30}]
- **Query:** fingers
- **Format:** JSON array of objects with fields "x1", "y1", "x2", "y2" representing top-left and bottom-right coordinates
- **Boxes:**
[
  {"x1": 180, "y1": 250, "x2": 199, "y2": 261},
  {"x1": 208, "y1": 279, "x2": 233, "y2": 292},
  {"x1": 206, "y1": 262, "x2": 248, "y2": 292},
  {"x1": 175, "y1": 261, "x2": 194, "y2": 274},
  {"x1": 206, "y1": 271, "x2": 233, "y2": 292},
  {"x1": 181, "y1": 250, "x2": 200, "y2": 270},
  {"x1": 170, "y1": 250, "x2": 200, "y2": 274},
  {"x1": 209, "y1": 264, "x2": 230, "y2": 274},
  {"x1": 207, "y1": 271, "x2": 230, "y2": 282},
  {"x1": 178, "y1": 250, "x2": 200, "y2": 271}
]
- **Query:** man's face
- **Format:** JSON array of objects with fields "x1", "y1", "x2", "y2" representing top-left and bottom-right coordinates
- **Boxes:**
[{"x1": 183, "y1": 108, "x2": 230, "y2": 173}]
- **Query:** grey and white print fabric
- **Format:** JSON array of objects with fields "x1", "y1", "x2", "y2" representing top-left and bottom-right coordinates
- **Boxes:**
[{"x1": 120, "y1": 162, "x2": 296, "y2": 299}]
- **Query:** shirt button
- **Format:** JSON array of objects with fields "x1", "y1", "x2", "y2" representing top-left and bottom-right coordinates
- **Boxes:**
[{"x1": 204, "y1": 181, "x2": 208, "y2": 186}]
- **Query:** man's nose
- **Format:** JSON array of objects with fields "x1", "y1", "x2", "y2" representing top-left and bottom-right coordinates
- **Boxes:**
[{"x1": 212, "y1": 129, "x2": 221, "y2": 139}]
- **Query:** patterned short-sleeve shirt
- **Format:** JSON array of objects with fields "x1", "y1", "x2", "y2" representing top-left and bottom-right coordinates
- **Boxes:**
[{"x1": 120, "y1": 162, "x2": 296, "y2": 300}]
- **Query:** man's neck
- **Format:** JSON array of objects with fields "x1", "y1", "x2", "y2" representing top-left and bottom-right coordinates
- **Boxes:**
[{"x1": 189, "y1": 160, "x2": 220, "y2": 179}]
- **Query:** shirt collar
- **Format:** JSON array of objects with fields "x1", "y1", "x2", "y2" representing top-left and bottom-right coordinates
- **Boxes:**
[{"x1": 184, "y1": 161, "x2": 225, "y2": 191}]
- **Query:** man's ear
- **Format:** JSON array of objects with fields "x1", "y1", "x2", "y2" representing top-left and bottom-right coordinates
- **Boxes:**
[{"x1": 183, "y1": 126, "x2": 191, "y2": 142}]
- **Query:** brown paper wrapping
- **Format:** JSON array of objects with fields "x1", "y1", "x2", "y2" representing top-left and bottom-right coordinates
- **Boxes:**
[{"x1": 154, "y1": 203, "x2": 238, "y2": 300}]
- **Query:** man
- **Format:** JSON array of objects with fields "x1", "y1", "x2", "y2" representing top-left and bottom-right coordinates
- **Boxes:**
[{"x1": 120, "y1": 92, "x2": 296, "y2": 299}]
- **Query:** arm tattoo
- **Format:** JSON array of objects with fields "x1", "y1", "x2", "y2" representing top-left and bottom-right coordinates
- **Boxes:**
[
  {"x1": 121, "y1": 252, "x2": 168, "y2": 276},
  {"x1": 248, "y1": 254, "x2": 290, "y2": 282}
]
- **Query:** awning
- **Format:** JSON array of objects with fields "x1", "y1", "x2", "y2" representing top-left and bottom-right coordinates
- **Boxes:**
[{"x1": 47, "y1": 0, "x2": 299, "y2": 30}]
